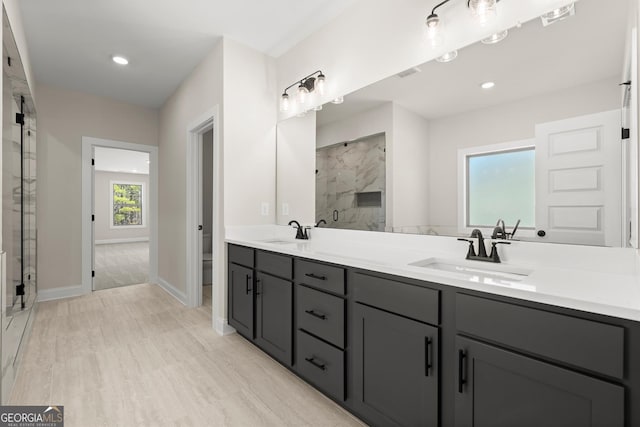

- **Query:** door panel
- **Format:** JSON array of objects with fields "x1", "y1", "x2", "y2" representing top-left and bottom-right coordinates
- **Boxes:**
[
  {"x1": 535, "y1": 110, "x2": 622, "y2": 245},
  {"x1": 353, "y1": 303, "x2": 439, "y2": 427},
  {"x1": 255, "y1": 273, "x2": 292, "y2": 366},
  {"x1": 228, "y1": 264, "x2": 254, "y2": 338},
  {"x1": 455, "y1": 336, "x2": 624, "y2": 427}
]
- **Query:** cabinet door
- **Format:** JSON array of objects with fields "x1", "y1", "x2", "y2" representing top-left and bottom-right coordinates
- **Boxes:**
[
  {"x1": 353, "y1": 303, "x2": 439, "y2": 427},
  {"x1": 455, "y1": 336, "x2": 624, "y2": 427},
  {"x1": 228, "y1": 263, "x2": 254, "y2": 338},
  {"x1": 255, "y1": 272, "x2": 293, "y2": 366}
]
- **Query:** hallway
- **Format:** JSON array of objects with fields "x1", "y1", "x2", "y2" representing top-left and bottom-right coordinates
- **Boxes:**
[{"x1": 9, "y1": 284, "x2": 363, "y2": 426}]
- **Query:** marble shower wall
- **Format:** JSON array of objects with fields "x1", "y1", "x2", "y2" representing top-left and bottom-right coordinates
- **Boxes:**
[{"x1": 316, "y1": 133, "x2": 386, "y2": 231}]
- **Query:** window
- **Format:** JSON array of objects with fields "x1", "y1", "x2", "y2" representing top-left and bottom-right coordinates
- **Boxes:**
[
  {"x1": 458, "y1": 140, "x2": 535, "y2": 233},
  {"x1": 111, "y1": 182, "x2": 144, "y2": 227}
]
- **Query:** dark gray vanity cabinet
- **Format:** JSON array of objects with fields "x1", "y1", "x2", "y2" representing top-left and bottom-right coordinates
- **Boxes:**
[
  {"x1": 455, "y1": 336, "x2": 624, "y2": 427},
  {"x1": 254, "y1": 251, "x2": 294, "y2": 366},
  {"x1": 227, "y1": 245, "x2": 255, "y2": 339},
  {"x1": 294, "y1": 259, "x2": 347, "y2": 401},
  {"x1": 351, "y1": 273, "x2": 440, "y2": 427}
]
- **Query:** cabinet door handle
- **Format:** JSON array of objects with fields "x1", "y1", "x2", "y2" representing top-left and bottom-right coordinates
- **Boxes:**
[
  {"x1": 305, "y1": 357, "x2": 326, "y2": 371},
  {"x1": 255, "y1": 278, "x2": 262, "y2": 296},
  {"x1": 425, "y1": 337, "x2": 433, "y2": 377},
  {"x1": 458, "y1": 349, "x2": 466, "y2": 393},
  {"x1": 305, "y1": 309, "x2": 327, "y2": 320},
  {"x1": 245, "y1": 274, "x2": 252, "y2": 295},
  {"x1": 305, "y1": 273, "x2": 327, "y2": 281}
]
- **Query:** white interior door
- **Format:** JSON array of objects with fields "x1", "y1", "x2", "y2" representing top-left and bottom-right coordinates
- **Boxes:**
[{"x1": 535, "y1": 110, "x2": 622, "y2": 246}]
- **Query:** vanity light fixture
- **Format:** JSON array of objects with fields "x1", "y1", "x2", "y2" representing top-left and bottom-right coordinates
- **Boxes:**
[
  {"x1": 468, "y1": 0, "x2": 497, "y2": 25},
  {"x1": 481, "y1": 81, "x2": 495, "y2": 89},
  {"x1": 481, "y1": 30, "x2": 508, "y2": 45},
  {"x1": 540, "y1": 3, "x2": 575, "y2": 27},
  {"x1": 280, "y1": 70, "x2": 326, "y2": 112},
  {"x1": 112, "y1": 55, "x2": 129, "y2": 65},
  {"x1": 436, "y1": 50, "x2": 458, "y2": 63}
]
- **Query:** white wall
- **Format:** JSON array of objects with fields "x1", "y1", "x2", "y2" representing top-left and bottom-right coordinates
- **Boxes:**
[
  {"x1": 36, "y1": 84, "x2": 159, "y2": 291},
  {"x1": 392, "y1": 104, "x2": 430, "y2": 231},
  {"x1": 158, "y1": 37, "x2": 277, "y2": 322},
  {"x1": 276, "y1": 0, "x2": 576, "y2": 120},
  {"x1": 428, "y1": 77, "x2": 621, "y2": 230},
  {"x1": 158, "y1": 41, "x2": 223, "y2": 296},
  {"x1": 94, "y1": 171, "x2": 150, "y2": 242},
  {"x1": 276, "y1": 112, "x2": 316, "y2": 225}
]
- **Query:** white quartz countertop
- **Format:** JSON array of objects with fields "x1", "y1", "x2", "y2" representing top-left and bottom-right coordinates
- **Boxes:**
[{"x1": 225, "y1": 226, "x2": 640, "y2": 322}]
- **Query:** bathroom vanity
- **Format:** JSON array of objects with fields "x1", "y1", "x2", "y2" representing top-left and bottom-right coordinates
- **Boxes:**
[{"x1": 226, "y1": 228, "x2": 640, "y2": 427}]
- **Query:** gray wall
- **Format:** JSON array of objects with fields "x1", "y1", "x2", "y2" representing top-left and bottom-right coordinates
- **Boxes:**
[{"x1": 94, "y1": 171, "x2": 150, "y2": 242}]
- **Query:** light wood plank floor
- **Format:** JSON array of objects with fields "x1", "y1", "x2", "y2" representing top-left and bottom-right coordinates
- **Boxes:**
[{"x1": 10, "y1": 284, "x2": 366, "y2": 427}]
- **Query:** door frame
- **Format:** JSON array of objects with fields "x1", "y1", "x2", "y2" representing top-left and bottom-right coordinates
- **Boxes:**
[
  {"x1": 81, "y1": 137, "x2": 159, "y2": 294},
  {"x1": 186, "y1": 107, "x2": 226, "y2": 333}
]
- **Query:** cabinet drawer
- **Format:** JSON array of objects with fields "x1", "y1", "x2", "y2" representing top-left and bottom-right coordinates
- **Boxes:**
[
  {"x1": 456, "y1": 294, "x2": 624, "y2": 379},
  {"x1": 353, "y1": 272, "x2": 439, "y2": 325},
  {"x1": 228, "y1": 244, "x2": 254, "y2": 268},
  {"x1": 296, "y1": 330, "x2": 345, "y2": 401},
  {"x1": 256, "y1": 251, "x2": 292, "y2": 280},
  {"x1": 297, "y1": 285, "x2": 345, "y2": 348},
  {"x1": 296, "y1": 259, "x2": 345, "y2": 295}
]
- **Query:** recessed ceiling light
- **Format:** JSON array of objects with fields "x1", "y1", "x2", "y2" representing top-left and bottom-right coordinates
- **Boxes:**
[
  {"x1": 481, "y1": 30, "x2": 508, "y2": 45},
  {"x1": 436, "y1": 50, "x2": 458, "y2": 63},
  {"x1": 481, "y1": 81, "x2": 495, "y2": 90},
  {"x1": 541, "y1": 3, "x2": 575, "y2": 26},
  {"x1": 112, "y1": 55, "x2": 129, "y2": 66}
]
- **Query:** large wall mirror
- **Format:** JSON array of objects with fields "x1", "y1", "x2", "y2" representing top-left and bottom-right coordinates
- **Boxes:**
[{"x1": 277, "y1": 0, "x2": 637, "y2": 247}]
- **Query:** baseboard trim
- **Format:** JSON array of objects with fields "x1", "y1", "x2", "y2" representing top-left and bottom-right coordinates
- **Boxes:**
[
  {"x1": 215, "y1": 317, "x2": 236, "y2": 336},
  {"x1": 157, "y1": 277, "x2": 187, "y2": 305},
  {"x1": 95, "y1": 237, "x2": 149, "y2": 245},
  {"x1": 37, "y1": 284, "x2": 86, "y2": 302}
]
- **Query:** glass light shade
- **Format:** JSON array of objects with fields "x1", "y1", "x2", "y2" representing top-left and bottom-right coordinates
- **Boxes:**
[
  {"x1": 316, "y1": 74, "x2": 326, "y2": 95},
  {"x1": 436, "y1": 50, "x2": 458, "y2": 63},
  {"x1": 481, "y1": 30, "x2": 508, "y2": 45},
  {"x1": 425, "y1": 14, "x2": 443, "y2": 46},
  {"x1": 298, "y1": 84, "x2": 309, "y2": 105},
  {"x1": 468, "y1": 0, "x2": 497, "y2": 25},
  {"x1": 280, "y1": 93, "x2": 290, "y2": 112}
]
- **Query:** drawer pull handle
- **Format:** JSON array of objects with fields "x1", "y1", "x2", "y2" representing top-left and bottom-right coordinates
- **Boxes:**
[
  {"x1": 458, "y1": 349, "x2": 466, "y2": 393},
  {"x1": 425, "y1": 337, "x2": 433, "y2": 377},
  {"x1": 305, "y1": 273, "x2": 327, "y2": 281},
  {"x1": 305, "y1": 310, "x2": 327, "y2": 320},
  {"x1": 245, "y1": 274, "x2": 252, "y2": 295},
  {"x1": 305, "y1": 357, "x2": 326, "y2": 371}
]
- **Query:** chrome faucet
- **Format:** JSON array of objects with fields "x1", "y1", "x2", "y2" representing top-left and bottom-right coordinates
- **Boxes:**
[
  {"x1": 458, "y1": 228, "x2": 510, "y2": 263},
  {"x1": 288, "y1": 220, "x2": 309, "y2": 240}
]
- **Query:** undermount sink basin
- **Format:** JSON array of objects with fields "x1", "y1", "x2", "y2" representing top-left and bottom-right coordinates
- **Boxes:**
[
  {"x1": 259, "y1": 239, "x2": 302, "y2": 245},
  {"x1": 409, "y1": 257, "x2": 533, "y2": 286}
]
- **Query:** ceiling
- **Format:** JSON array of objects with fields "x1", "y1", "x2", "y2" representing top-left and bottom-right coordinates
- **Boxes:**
[
  {"x1": 94, "y1": 147, "x2": 149, "y2": 174},
  {"x1": 18, "y1": 0, "x2": 356, "y2": 108},
  {"x1": 318, "y1": 0, "x2": 627, "y2": 126}
]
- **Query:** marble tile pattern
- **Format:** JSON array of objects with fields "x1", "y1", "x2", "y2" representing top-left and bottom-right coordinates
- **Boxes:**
[
  {"x1": 316, "y1": 133, "x2": 386, "y2": 231},
  {"x1": 10, "y1": 283, "x2": 366, "y2": 427}
]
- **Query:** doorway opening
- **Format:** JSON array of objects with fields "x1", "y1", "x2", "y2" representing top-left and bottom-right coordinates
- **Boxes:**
[
  {"x1": 92, "y1": 147, "x2": 150, "y2": 290},
  {"x1": 82, "y1": 137, "x2": 158, "y2": 295}
]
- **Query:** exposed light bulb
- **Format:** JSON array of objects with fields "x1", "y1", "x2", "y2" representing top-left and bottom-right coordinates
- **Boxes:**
[
  {"x1": 425, "y1": 13, "x2": 443, "y2": 46},
  {"x1": 280, "y1": 93, "x2": 290, "y2": 112},
  {"x1": 481, "y1": 30, "x2": 508, "y2": 45},
  {"x1": 112, "y1": 55, "x2": 129, "y2": 65},
  {"x1": 298, "y1": 84, "x2": 309, "y2": 105},
  {"x1": 468, "y1": 0, "x2": 497, "y2": 26},
  {"x1": 316, "y1": 74, "x2": 326, "y2": 95},
  {"x1": 435, "y1": 50, "x2": 458, "y2": 63}
]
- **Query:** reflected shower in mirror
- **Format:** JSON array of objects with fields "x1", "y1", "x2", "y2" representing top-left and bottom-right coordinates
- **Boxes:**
[{"x1": 276, "y1": 0, "x2": 636, "y2": 247}]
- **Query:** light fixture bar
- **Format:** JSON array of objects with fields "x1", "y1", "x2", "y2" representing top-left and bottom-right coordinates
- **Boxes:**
[{"x1": 281, "y1": 70, "x2": 326, "y2": 112}]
